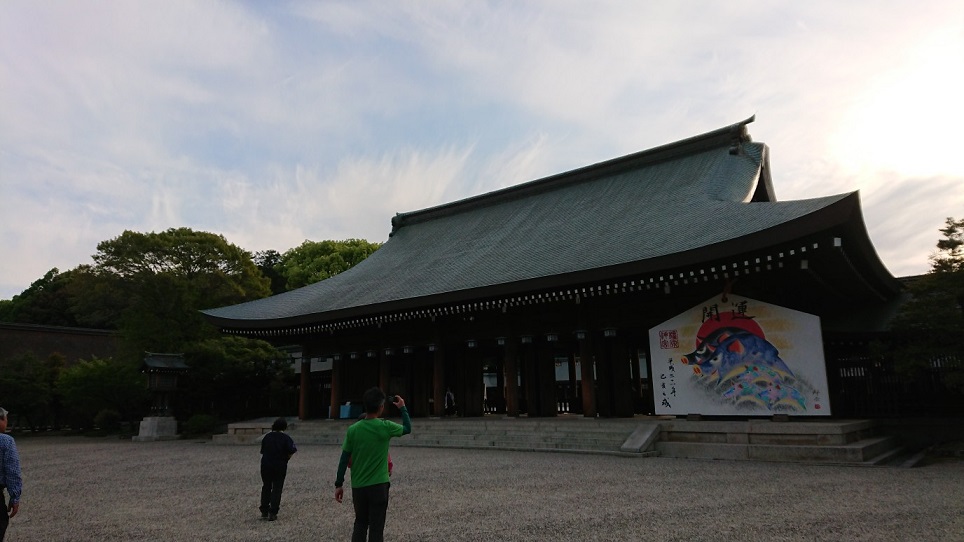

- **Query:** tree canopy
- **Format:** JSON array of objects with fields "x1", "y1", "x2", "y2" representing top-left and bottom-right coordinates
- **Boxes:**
[
  {"x1": 276, "y1": 238, "x2": 381, "y2": 290},
  {"x1": 0, "y1": 228, "x2": 379, "y2": 424},
  {"x1": 253, "y1": 249, "x2": 287, "y2": 295},
  {"x1": 0, "y1": 352, "x2": 66, "y2": 430},
  {"x1": 0, "y1": 268, "x2": 82, "y2": 326},
  {"x1": 84, "y1": 228, "x2": 271, "y2": 355},
  {"x1": 887, "y1": 217, "x2": 964, "y2": 391},
  {"x1": 179, "y1": 336, "x2": 293, "y2": 420},
  {"x1": 56, "y1": 356, "x2": 149, "y2": 429},
  {"x1": 931, "y1": 217, "x2": 964, "y2": 273}
]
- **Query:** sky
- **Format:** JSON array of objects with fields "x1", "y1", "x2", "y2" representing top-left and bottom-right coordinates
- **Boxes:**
[{"x1": 1, "y1": 1, "x2": 962, "y2": 300}]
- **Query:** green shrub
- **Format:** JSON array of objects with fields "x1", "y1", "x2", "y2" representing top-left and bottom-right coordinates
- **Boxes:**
[
  {"x1": 183, "y1": 414, "x2": 219, "y2": 436},
  {"x1": 56, "y1": 357, "x2": 149, "y2": 428},
  {"x1": 94, "y1": 409, "x2": 122, "y2": 433}
]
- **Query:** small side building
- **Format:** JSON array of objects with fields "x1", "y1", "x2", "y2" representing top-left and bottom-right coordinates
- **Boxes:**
[{"x1": 133, "y1": 353, "x2": 188, "y2": 442}]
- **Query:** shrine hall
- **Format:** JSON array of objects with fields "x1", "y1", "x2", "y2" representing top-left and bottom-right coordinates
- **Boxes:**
[{"x1": 203, "y1": 116, "x2": 904, "y2": 420}]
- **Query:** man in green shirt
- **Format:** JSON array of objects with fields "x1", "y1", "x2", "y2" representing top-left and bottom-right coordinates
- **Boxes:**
[{"x1": 334, "y1": 387, "x2": 412, "y2": 542}]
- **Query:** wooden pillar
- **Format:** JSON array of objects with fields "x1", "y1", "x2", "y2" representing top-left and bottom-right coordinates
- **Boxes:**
[
  {"x1": 610, "y1": 338, "x2": 634, "y2": 417},
  {"x1": 412, "y1": 351, "x2": 428, "y2": 418},
  {"x1": 503, "y1": 339, "x2": 519, "y2": 417},
  {"x1": 630, "y1": 345, "x2": 642, "y2": 394},
  {"x1": 629, "y1": 344, "x2": 642, "y2": 414},
  {"x1": 578, "y1": 333, "x2": 597, "y2": 418},
  {"x1": 521, "y1": 337, "x2": 538, "y2": 415},
  {"x1": 432, "y1": 345, "x2": 445, "y2": 416},
  {"x1": 463, "y1": 345, "x2": 484, "y2": 417},
  {"x1": 596, "y1": 336, "x2": 613, "y2": 417},
  {"x1": 330, "y1": 356, "x2": 342, "y2": 419},
  {"x1": 537, "y1": 342, "x2": 558, "y2": 417},
  {"x1": 567, "y1": 351, "x2": 577, "y2": 411},
  {"x1": 298, "y1": 358, "x2": 310, "y2": 420},
  {"x1": 378, "y1": 348, "x2": 390, "y2": 395}
]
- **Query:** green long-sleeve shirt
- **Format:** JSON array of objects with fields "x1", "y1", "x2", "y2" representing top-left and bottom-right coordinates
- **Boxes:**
[{"x1": 336, "y1": 406, "x2": 411, "y2": 488}]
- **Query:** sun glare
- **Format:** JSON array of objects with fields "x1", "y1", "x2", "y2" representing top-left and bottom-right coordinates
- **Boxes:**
[{"x1": 831, "y1": 30, "x2": 964, "y2": 181}]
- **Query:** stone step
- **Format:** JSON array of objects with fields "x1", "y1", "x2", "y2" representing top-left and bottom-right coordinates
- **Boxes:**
[
  {"x1": 409, "y1": 429, "x2": 597, "y2": 438},
  {"x1": 289, "y1": 430, "x2": 628, "y2": 448},
  {"x1": 401, "y1": 423, "x2": 639, "y2": 434},
  {"x1": 391, "y1": 437, "x2": 621, "y2": 452},
  {"x1": 655, "y1": 436, "x2": 898, "y2": 463},
  {"x1": 406, "y1": 435, "x2": 623, "y2": 448},
  {"x1": 218, "y1": 417, "x2": 904, "y2": 465},
  {"x1": 866, "y1": 446, "x2": 910, "y2": 466},
  {"x1": 657, "y1": 419, "x2": 877, "y2": 446},
  {"x1": 403, "y1": 429, "x2": 634, "y2": 438}
]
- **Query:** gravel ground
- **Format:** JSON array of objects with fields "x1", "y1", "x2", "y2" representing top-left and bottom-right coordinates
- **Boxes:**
[{"x1": 6, "y1": 436, "x2": 964, "y2": 542}]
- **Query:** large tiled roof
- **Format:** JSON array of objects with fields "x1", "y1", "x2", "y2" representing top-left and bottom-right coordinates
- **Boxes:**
[{"x1": 202, "y1": 117, "x2": 866, "y2": 328}]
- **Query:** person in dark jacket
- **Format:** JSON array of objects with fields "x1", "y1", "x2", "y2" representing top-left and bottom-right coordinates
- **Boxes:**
[{"x1": 259, "y1": 417, "x2": 297, "y2": 521}]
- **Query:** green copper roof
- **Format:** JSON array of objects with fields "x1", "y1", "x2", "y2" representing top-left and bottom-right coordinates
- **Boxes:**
[
  {"x1": 203, "y1": 117, "x2": 867, "y2": 327},
  {"x1": 142, "y1": 353, "x2": 189, "y2": 371}
]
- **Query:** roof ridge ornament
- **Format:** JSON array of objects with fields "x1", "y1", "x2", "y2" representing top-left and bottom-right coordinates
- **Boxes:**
[{"x1": 728, "y1": 114, "x2": 754, "y2": 155}]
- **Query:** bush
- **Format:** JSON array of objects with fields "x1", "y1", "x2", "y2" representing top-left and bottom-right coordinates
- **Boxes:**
[
  {"x1": 183, "y1": 414, "x2": 220, "y2": 436},
  {"x1": 56, "y1": 357, "x2": 149, "y2": 428},
  {"x1": 94, "y1": 409, "x2": 122, "y2": 433}
]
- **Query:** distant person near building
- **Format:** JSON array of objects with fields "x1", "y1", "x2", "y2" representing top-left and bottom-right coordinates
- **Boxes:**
[
  {"x1": 0, "y1": 408, "x2": 22, "y2": 542},
  {"x1": 334, "y1": 388, "x2": 412, "y2": 542},
  {"x1": 444, "y1": 388, "x2": 456, "y2": 416}
]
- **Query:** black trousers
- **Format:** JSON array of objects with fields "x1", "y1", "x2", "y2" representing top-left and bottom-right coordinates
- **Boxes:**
[
  {"x1": 1, "y1": 492, "x2": 8, "y2": 542},
  {"x1": 260, "y1": 465, "x2": 287, "y2": 515},
  {"x1": 351, "y1": 482, "x2": 390, "y2": 542}
]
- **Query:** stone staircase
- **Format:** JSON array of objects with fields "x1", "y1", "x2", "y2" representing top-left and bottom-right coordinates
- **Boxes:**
[
  {"x1": 282, "y1": 416, "x2": 647, "y2": 456},
  {"x1": 398, "y1": 418, "x2": 646, "y2": 455},
  {"x1": 653, "y1": 419, "x2": 907, "y2": 465},
  {"x1": 214, "y1": 415, "x2": 911, "y2": 466}
]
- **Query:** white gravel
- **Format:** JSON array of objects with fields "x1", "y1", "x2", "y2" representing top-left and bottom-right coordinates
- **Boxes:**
[{"x1": 7, "y1": 436, "x2": 964, "y2": 541}]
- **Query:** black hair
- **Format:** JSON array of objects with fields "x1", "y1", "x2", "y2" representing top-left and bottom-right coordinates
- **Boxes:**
[
  {"x1": 362, "y1": 387, "x2": 386, "y2": 414},
  {"x1": 271, "y1": 417, "x2": 288, "y2": 431}
]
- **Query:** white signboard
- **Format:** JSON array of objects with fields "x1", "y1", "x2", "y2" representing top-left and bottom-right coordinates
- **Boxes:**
[{"x1": 648, "y1": 295, "x2": 831, "y2": 416}]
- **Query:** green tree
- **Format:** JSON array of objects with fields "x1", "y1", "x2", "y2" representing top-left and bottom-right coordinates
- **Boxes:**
[
  {"x1": 0, "y1": 268, "x2": 81, "y2": 326},
  {"x1": 180, "y1": 336, "x2": 293, "y2": 421},
  {"x1": 0, "y1": 353, "x2": 60, "y2": 430},
  {"x1": 888, "y1": 217, "x2": 964, "y2": 392},
  {"x1": 253, "y1": 249, "x2": 287, "y2": 295},
  {"x1": 277, "y1": 239, "x2": 381, "y2": 290},
  {"x1": 88, "y1": 228, "x2": 272, "y2": 354},
  {"x1": 55, "y1": 356, "x2": 149, "y2": 429},
  {"x1": 58, "y1": 265, "x2": 130, "y2": 329},
  {"x1": 931, "y1": 217, "x2": 964, "y2": 273}
]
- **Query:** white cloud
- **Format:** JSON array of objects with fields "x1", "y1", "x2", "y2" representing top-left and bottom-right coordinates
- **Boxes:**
[{"x1": 860, "y1": 173, "x2": 964, "y2": 277}]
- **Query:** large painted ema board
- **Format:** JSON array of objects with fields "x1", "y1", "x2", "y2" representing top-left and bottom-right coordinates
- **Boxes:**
[{"x1": 648, "y1": 295, "x2": 831, "y2": 416}]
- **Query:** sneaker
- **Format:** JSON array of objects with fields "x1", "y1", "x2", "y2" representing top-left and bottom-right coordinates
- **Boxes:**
[
  {"x1": 268, "y1": 514, "x2": 278, "y2": 521},
  {"x1": 261, "y1": 512, "x2": 269, "y2": 520}
]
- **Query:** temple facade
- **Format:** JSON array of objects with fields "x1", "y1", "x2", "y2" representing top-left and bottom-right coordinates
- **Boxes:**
[{"x1": 203, "y1": 117, "x2": 905, "y2": 420}]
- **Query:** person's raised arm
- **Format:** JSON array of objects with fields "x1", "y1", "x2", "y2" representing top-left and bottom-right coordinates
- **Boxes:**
[{"x1": 392, "y1": 395, "x2": 412, "y2": 435}]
